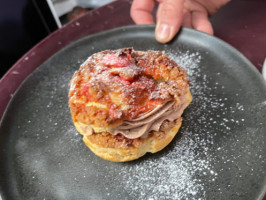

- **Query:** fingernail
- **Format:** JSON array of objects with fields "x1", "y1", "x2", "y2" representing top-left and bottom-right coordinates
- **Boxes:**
[{"x1": 156, "y1": 24, "x2": 170, "y2": 41}]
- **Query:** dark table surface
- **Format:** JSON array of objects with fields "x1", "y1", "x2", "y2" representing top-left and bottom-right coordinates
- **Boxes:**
[{"x1": 0, "y1": 0, "x2": 265, "y2": 199}]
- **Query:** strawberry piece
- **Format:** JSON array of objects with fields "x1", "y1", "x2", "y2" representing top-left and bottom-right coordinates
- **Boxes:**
[
  {"x1": 120, "y1": 75, "x2": 134, "y2": 82},
  {"x1": 126, "y1": 53, "x2": 131, "y2": 60},
  {"x1": 102, "y1": 54, "x2": 130, "y2": 68},
  {"x1": 81, "y1": 82, "x2": 90, "y2": 99}
]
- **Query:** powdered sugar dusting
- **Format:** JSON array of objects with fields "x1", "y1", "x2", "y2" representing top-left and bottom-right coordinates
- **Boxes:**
[
  {"x1": 114, "y1": 50, "x2": 246, "y2": 199},
  {"x1": 6, "y1": 41, "x2": 265, "y2": 199},
  {"x1": 16, "y1": 49, "x2": 249, "y2": 199},
  {"x1": 119, "y1": 132, "x2": 214, "y2": 199}
]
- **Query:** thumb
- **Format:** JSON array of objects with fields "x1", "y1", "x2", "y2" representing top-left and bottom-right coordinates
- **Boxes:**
[{"x1": 155, "y1": 0, "x2": 184, "y2": 43}]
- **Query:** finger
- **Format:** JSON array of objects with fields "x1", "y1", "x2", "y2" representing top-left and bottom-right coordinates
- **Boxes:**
[
  {"x1": 130, "y1": 0, "x2": 155, "y2": 24},
  {"x1": 155, "y1": 0, "x2": 184, "y2": 43},
  {"x1": 182, "y1": 8, "x2": 192, "y2": 28},
  {"x1": 193, "y1": 0, "x2": 231, "y2": 16},
  {"x1": 191, "y1": 10, "x2": 213, "y2": 35}
]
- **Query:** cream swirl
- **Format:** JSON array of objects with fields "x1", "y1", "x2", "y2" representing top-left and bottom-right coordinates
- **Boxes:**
[
  {"x1": 111, "y1": 94, "x2": 188, "y2": 139},
  {"x1": 78, "y1": 93, "x2": 189, "y2": 139}
]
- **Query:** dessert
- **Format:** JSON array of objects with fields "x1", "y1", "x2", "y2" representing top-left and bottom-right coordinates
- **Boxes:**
[{"x1": 68, "y1": 48, "x2": 192, "y2": 162}]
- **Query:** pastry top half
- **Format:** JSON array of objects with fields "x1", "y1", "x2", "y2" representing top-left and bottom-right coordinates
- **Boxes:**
[{"x1": 68, "y1": 48, "x2": 190, "y2": 140}]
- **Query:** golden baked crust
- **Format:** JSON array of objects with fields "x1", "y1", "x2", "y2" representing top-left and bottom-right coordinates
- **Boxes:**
[
  {"x1": 68, "y1": 48, "x2": 192, "y2": 162},
  {"x1": 69, "y1": 48, "x2": 189, "y2": 130}
]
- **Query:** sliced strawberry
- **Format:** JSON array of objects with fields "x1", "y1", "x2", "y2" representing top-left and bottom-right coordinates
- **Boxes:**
[
  {"x1": 102, "y1": 54, "x2": 130, "y2": 68},
  {"x1": 81, "y1": 82, "x2": 90, "y2": 99},
  {"x1": 120, "y1": 75, "x2": 134, "y2": 82},
  {"x1": 126, "y1": 52, "x2": 131, "y2": 60}
]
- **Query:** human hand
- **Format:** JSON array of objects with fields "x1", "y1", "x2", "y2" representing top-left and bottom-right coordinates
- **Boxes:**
[{"x1": 131, "y1": 0, "x2": 230, "y2": 43}]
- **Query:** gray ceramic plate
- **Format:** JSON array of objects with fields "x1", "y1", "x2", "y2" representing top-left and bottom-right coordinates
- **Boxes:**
[{"x1": 0, "y1": 25, "x2": 266, "y2": 200}]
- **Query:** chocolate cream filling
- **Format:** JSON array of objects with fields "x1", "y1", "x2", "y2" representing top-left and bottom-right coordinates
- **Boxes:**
[
  {"x1": 80, "y1": 94, "x2": 188, "y2": 139},
  {"x1": 112, "y1": 94, "x2": 188, "y2": 139}
]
